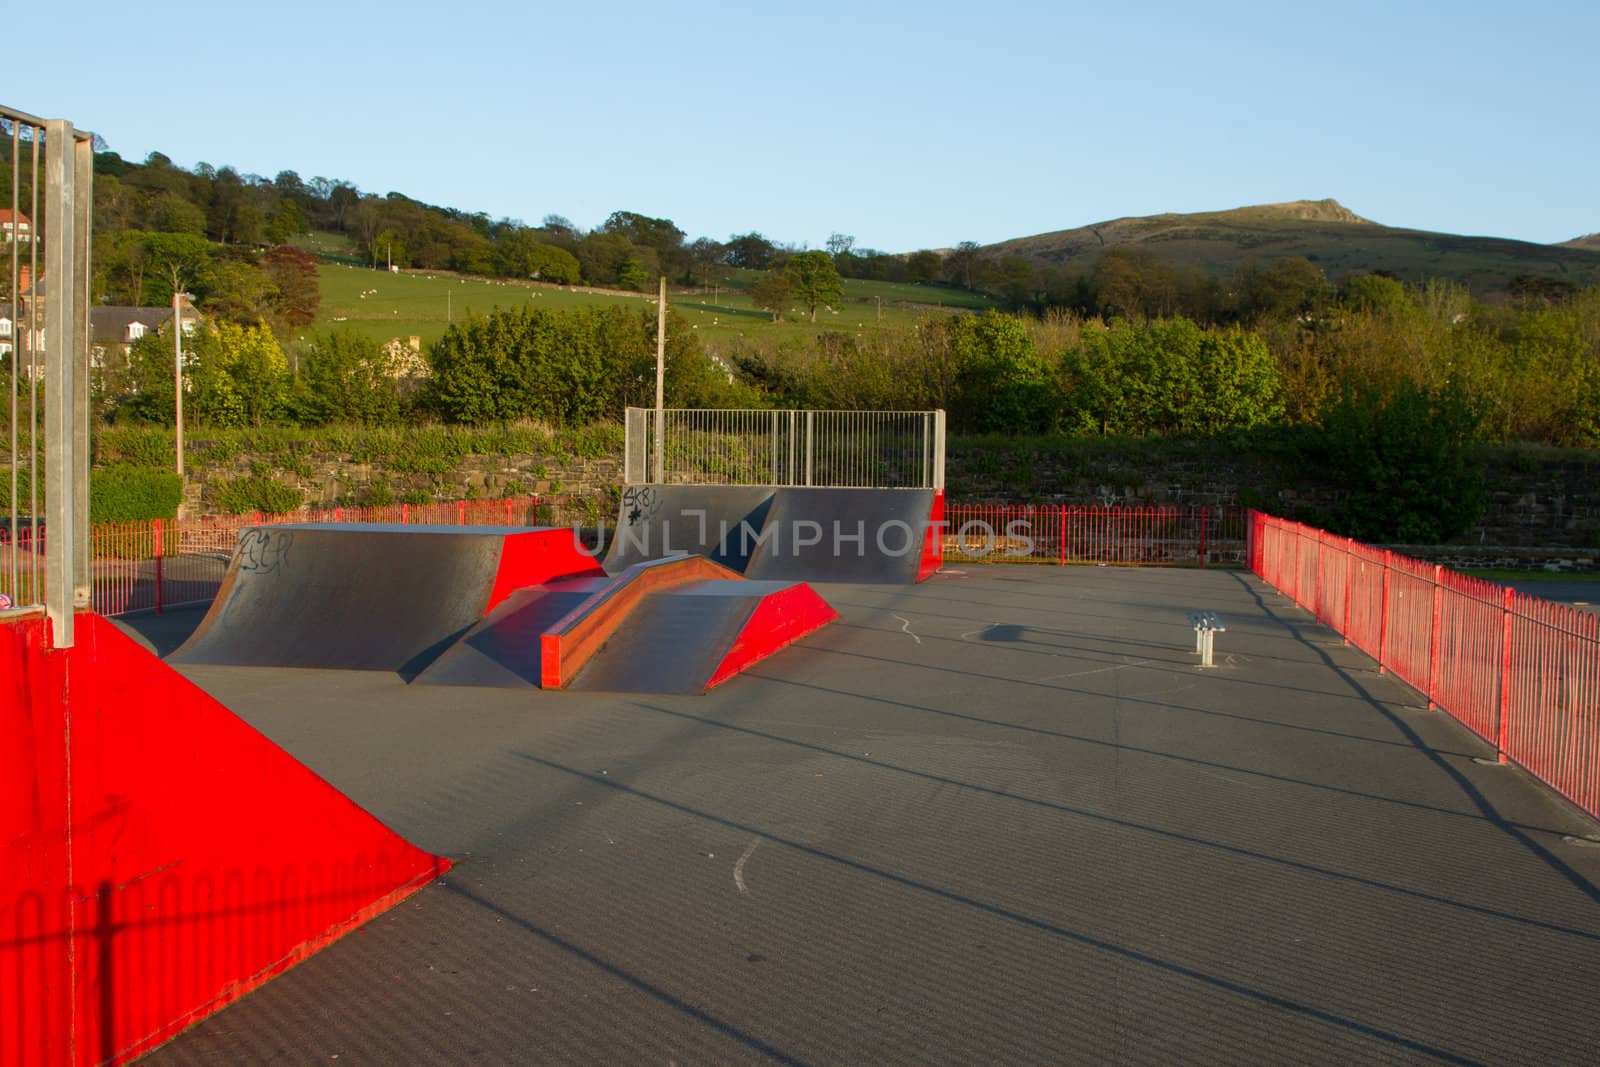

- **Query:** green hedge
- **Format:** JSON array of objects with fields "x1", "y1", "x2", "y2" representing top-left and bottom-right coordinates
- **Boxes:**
[
  {"x1": 87, "y1": 466, "x2": 184, "y2": 524},
  {"x1": 3, "y1": 468, "x2": 38, "y2": 514},
  {"x1": 212, "y1": 475, "x2": 304, "y2": 516}
]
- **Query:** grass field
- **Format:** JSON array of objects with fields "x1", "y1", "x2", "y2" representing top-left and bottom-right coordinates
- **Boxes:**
[{"x1": 301, "y1": 232, "x2": 998, "y2": 351}]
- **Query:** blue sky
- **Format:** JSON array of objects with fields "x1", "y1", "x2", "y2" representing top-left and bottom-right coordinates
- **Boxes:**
[{"x1": 15, "y1": 1, "x2": 1598, "y2": 251}]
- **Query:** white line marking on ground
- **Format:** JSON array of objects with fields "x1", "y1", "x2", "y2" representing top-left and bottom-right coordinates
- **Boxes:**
[
  {"x1": 893, "y1": 615, "x2": 923, "y2": 644},
  {"x1": 1033, "y1": 657, "x2": 1152, "y2": 683},
  {"x1": 734, "y1": 838, "x2": 761, "y2": 894}
]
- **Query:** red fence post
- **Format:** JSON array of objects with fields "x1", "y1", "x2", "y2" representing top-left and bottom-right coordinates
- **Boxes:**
[
  {"x1": 1342, "y1": 541, "x2": 1353, "y2": 646},
  {"x1": 1199, "y1": 508, "x2": 1208, "y2": 568},
  {"x1": 1427, "y1": 564, "x2": 1443, "y2": 709},
  {"x1": 154, "y1": 518, "x2": 164, "y2": 616},
  {"x1": 1497, "y1": 585, "x2": 1514, "y2": 764},
  {"x1": 459, "y1": 500, "x2": 467, "y2": 526},
  {"x1": 1378, "y1": 552, "x2": 1392, "y2": 675},
  {"x1": 506, "y1": 498, "x2": 513, "y2": 525},
  {"x1": 1058, "y1": 505, "x2": 1066, "y2": 566}
]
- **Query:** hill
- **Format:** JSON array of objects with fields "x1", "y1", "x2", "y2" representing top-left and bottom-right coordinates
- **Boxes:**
[
  {"x1": 307, "y1": 252, "x2": 999, "y2": 351},
  {"x1": 1562, "y1": 233, "x2": 1600, "y2": 252},
  {"x1": 984, "y1": 199, "x2": 1600, "y2": 297}
]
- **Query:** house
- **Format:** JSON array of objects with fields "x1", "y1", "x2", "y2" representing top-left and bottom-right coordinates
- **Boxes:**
[
  {"x1": 89, "y1": 303, "x2": 202, "y2": 362},
  {"x1": 0, "y1": 209, "x2": 31, "y2": 243}
]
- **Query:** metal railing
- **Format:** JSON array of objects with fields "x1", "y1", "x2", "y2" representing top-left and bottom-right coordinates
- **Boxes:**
[
  {"x1": 942, "y1": 504, "x2": 1245, "y2": 566},
  {"x1": 1250, "y1": 511, "x2": 1600, "y2": 819},
  {"x1": 625, "y1": 407, "x2": 945, "y2": 489},
  {"x1": 2, "y1": 105, "x2": 93, "y2": 645}
]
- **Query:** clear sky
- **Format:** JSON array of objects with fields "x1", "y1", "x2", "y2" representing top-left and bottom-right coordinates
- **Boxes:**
[{"x1": 14, "y1": 1, "x2": 1598, "y2": 252}]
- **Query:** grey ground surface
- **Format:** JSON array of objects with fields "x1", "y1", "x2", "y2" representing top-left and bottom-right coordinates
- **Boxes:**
[
  {"x1": 118, "y1": 566, "x2": 1600, "y2": 1066},
  {"x1": 1501, "y1": 579, "x2": 1599, "y2": 615}
]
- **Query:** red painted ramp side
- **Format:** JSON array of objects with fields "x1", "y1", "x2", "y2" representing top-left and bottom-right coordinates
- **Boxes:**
[
  {"x1": 918, "y1": 490, "x2": 945, "y2": 582},
  {"x1": 540, "y1": 555, "x2": 744, "y2": 689},
  {"x1": 0, "y1": 613, "x2": 72, "y2": 1067},
  {"x1": 488, "y1": 527, "x2": 607, "y2": 610},
  {"x1": 707, "y1": 582, "x2": 839, "y2": 689},
  {"x1": 1, "y1": 613, "x2": 450, "y2": 1067}
]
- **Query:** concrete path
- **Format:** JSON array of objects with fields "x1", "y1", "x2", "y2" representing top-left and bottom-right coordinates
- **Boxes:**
[{"x1": 120, "y1": 566, "x2": 1600, "y2": 1065}]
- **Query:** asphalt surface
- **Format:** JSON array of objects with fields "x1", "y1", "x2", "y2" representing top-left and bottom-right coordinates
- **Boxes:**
[{"x1": 116, "y1": 565, "x2": 1600, "y2": 1065}]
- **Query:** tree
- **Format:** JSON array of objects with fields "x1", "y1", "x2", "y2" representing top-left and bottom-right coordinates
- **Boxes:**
[
  {"x1": 177, "y1": 322, "x2": 290, "y2": 428},
  {"x1": 499, "y1": 230, "x2": 582, "y2": 284},
  {"x1": 428, "y1": 305, "x2": 638, "y2": 425},
  {"x1": 947, "y1": 311, "x2": 1056, "y2": 433},
  {"x1": 751, "y1": 272, "x2": 792, "y2": 322},
  {"x1": 944, "y1": 241, "x2": 983, "y2": 289},
  {"x1": 906, "y1": 250, "x2": 942, "y2": 283},
  {"x1": 575, "y1": 231, "x2": 633, "y2": 285},
  {"x1": 143, "y1": 232, "x2": 212, "y2": 306},
  {"x1": 263, "y1": 245, "x2": 321, "y2": 327},
  {"x1": 601, "y1": 210, "x2": 684, "y2": 262},
  {"x1": 197, "y1": 257, "x2": 274, "y2": 325},
  {"x1": 724, "y1": 232, "x2": 777, "y2": 270},
  {"x1": 785, "y1": 251, "x2": 844, "y2": 323},
  {"x1": 1320, "y1": 379, "x2": 1485, "y2": 543},
  {"x1": 297, "y1": 331, "x2": 403, "y2": 425},
  {"x1": 827, "y1": 233, "x2": 855, "y2": 257},
  {"x1": 688, "y1": 237, "x2": 725, "y2": 287}
]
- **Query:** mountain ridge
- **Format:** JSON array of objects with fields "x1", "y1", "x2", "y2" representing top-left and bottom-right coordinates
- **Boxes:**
[{"x1": 982, "y1": 199, "x2": 1600, "y2": 297}]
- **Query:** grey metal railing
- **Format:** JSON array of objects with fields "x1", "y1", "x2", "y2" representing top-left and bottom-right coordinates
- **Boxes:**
[
  {"x1": 2, "y1": 105, "x2": 93, "y2": 646},
  {"x1": 625, "y1": 407, "x2": 945, "y2": 489}
]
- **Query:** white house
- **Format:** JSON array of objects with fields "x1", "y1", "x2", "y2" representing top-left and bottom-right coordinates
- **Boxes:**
[{"x1": 0, "y1": 209, "x2": 31, "y2": 244}]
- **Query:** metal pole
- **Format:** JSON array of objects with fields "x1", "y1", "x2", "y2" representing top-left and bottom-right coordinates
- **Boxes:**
[
  {"x1": 42, "y1": 120, "x2": 81, "y2": 645},
  {"x1": 174, "y1": 290, "x2": 185, "y2": 477},
  {"x1": 654, "y1": 276, "x2": 666, "y2": 482},
  {"x1": 71, "y1": 131, "x2": 92, "y2": 609},
  {"x1": 1497, "y1": 586, "x2": 1514, "y2": 764},
  {"x1": 1427, "y1": 564, "x2": 1444, "y2": 709}
]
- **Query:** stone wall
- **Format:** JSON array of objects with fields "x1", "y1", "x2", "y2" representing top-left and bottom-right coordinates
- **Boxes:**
[
  {"x1": 180, "y1": 451, "x2": 624, "y2": 528},
  {"x1": 171, "y1": 437, "x2": 1600, "y2": 551}
]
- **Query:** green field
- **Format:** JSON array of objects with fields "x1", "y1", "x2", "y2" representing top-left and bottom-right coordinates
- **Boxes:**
[{"x1": 302, "y1": 233, "x2": 997, "y2": 351}]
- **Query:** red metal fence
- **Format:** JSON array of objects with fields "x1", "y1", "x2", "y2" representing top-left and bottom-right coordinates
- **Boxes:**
[
  {"x1": 942, "y1": 504, "x2": 1245, "y2": 566},
  {"x1": 18, "y1": 497, "x2": 542, "y2": 617},
  {"x1": 1250, "y1": 511, "x2": 1600, "y2": 818}
]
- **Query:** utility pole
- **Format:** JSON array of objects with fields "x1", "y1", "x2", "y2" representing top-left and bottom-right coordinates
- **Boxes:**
[
  {"x1": 654, "y1": 275, "x2": 666, "y2": 482},
  {"x1": 173, "y1": 290, "x2": 189, "y2": 477}
]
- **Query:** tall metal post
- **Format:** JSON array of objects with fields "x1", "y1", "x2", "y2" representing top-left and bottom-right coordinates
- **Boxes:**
[
  {"x1": 71, "y1": 130, "x2": 92, "y2": 609},
  {"x1": 42, "y1": 119, "x2": 85, "y2": 645},
  {"x1": 653, "y1": 276, "x2": 666, "y2": 482},
  {"x1": 174, "y1": 290, "x2": 186, "y2": 476}
]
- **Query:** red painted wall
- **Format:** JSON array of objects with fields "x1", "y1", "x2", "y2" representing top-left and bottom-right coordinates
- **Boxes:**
[
  {"x1": 917, "y1": 490, "x2": 946, "y2": 582},
  {"x1": 0, "y1": 613, "x2": 449, "y2": 1065},
  {"x1": 707, "y1": 584, "x2": 839, "y2": 690},
  {"x1": 488, "y1": 529, "x2": 608, "y2": 614}
]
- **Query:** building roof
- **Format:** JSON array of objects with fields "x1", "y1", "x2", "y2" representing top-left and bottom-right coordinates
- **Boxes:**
[
  {"x1": 0, "y1": 209, "x2": 31, "y2": 226},
  {"x1": 89, "y1": 305, "x2": 199, "y2": 343}
]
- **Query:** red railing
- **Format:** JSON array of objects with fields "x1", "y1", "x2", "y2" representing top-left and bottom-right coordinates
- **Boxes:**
[
  {"x1": 942, "y1": 504, "x2": 1244, "y2": 566},
  {"x1": 1250, "y1": 511, "x2": 1600, "y2": 818},
  {"x1": 74, "y1": 497, "x2": 540, "y2": 617}
]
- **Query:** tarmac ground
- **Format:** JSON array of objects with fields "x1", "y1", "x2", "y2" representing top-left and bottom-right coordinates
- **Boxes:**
[{"x1": 116, "y1": 565, "x2": 1600, "y2": 1065}]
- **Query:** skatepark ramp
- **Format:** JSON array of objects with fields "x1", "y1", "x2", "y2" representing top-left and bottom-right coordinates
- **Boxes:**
[
  {"x1": 171, "y1": 525, "x2": 836, "y2": 694},
  {"x1": 415, "y1": 554, "x2": 838, "y2": 693},
  {"x1": 1, "y1": 611, "x2": 448, "y2": 1066},
  {"x1": 170, "y1": 524, "x2": 605, "y2": 673},
  {"x1": 613, "y1": 407, "x2": 946, "y2": 583},
  {"x1": 606, "y1": 485, "x2": 944, "y2": 583}
]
